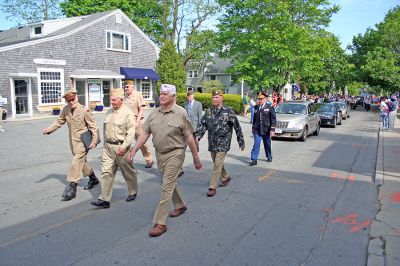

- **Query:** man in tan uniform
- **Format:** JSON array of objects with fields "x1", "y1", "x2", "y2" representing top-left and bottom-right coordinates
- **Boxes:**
[
  {"x1": 124, "y1": 80, "x2": 153, "y2": 168},
  {"x1": 128, "y1": 84, "x2": 202, "y2": 237},
  {"x1": 91, "y1": 88, "x2": 138, "y2": 209},
  {"x1": 42, "y1": 89, "x2": 99, "y2": 201}
]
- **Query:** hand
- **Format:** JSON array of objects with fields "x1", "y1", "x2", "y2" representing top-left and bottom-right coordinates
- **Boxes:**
[
  {"x1": 195, "y1": 136, "x2": 201, "y2": 143},
  {"x1": 240, "y1": 145, "x2": 245, "y2": 151},
  {"x1": 270, "y1": 131, "x2": 275, "y2": 137},
  {"x1": 117, "y1": 148, "x2": 126, "y2": 156},
  {"x1": 194, "y1": 161, "x2": 202, "y2": 170},
  {"x1": 127, "y1": 149, "x2": 136, "y2": 162},
  {"x1": 89, "y1": 143, "x2": 97, "y2": 150},
  {"x1": 42, "y1": 128, "x2": 49, "y2": 135}
]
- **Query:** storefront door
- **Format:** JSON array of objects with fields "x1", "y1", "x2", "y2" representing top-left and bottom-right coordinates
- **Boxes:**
[
  {"x1": 14, "y1": 79, "x2": 29, "y2": 115},
  {"x1": 102, "y1": 80, "x2": 110, "y2": 107},
  {"x1": 76, "y1": 80, "x2": 86, "y2": 106}
]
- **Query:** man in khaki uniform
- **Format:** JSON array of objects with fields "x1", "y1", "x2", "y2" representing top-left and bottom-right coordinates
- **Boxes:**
[
  {"x1": 42, "y1": 89, "x2": 99, "y2": 201},
  {"x1": 124, "y1": 80, "x2": 153, "y2": 168},
  {"x1": 128, "y1": 84, "x2": 202, "y2": 237},
  {"x1": 91, "y1": 88, "x2": 138, "y2": 209}
]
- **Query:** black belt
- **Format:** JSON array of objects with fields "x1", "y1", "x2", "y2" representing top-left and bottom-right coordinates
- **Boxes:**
[{"x1": 106, "y1": 140, "x2": 123, "y2": 145}]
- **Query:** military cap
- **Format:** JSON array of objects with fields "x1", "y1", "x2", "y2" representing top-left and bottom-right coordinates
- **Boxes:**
[
  {"x1": 125, "y1": 80, "x2": 134, "y2": 86},
  {"x1": 257, "y1": 92, "x2": 268, "y2": 99},
  {"x1": 62, "y1": 89, "x2": 77, "y2": 98},
  {"x1": 110, "y1": 88, "x2": 124, "y2": 97},
  {"x1": 160, "y1": 84, "x2": 176, "y2": 94},
  {"x1": 212, "y1": 89, "x2": 224, "y2": 96}
]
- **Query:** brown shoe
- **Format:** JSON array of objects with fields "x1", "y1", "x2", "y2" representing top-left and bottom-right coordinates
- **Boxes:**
[
  {"x1": 169, "y1": 206, "x2": 187, "y2": 218},
  {"x1": 145, "y1": 161, "x2": 153, "y2": 168},
  {"x1": 149, "y1": 224, "x2": 167, "y2": 237},
  {"x1": 219, "y1": 176, "x2": 231, "y2": 187},
  {"x1": 207, "y1": 188, "x2": 216, "y2": 197}
]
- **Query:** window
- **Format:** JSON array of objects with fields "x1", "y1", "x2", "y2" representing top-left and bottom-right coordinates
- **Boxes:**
[
  {"x1": 106, "y1": 30, "x2": 130, "y2": 52},
  {"x1": 34, "y1": 26, "x2": 42, "y2": 35},
  {"x1": 188, "y1": 70, "x2": 198, "y2": 78},
  {"x1": 210, "y1": 75, "x2": 216, "y2": 81},
  {"x1": 38, "y1": 69, "x2": 64, "y2": 105},
  {"x1": 140, "y1": 80, "x2": 151, "y2": 100}
]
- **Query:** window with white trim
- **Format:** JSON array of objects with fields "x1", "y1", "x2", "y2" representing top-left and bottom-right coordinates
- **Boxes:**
[
  {"x1": 140, "y1": 80, "x2": 151, "y2": 100},
  {"x1": 38, "y1": 68, "x2": 64, "y2": 105},
  {"x1": 188, "y1": 70, "x2": 198, "y2": 78},
  {"x1": 106, "y1": 30, "x2": 130, "y2": 52}
]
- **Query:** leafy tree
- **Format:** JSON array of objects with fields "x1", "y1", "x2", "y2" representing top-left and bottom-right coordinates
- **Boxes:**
[
  {"x1": 1, "y1": 0, "x2": 62, "y2": 24},
  {"x1": 200, "y1": 80, "x2": 225, "y2": 93},
  {"x1": 216, "y1": 0, "x2": 340, "y2": 93},
  {"x1": 60, "y1": 0, "x2": 164, "y2": 44},
  {"x1": 156, "y1": 39, "x2": 187, "y2": 93}
]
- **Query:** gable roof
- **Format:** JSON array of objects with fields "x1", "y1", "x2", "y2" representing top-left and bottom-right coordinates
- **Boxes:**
[{"x1": 0, "y1": 9, "x2": 159, "y2": 53}]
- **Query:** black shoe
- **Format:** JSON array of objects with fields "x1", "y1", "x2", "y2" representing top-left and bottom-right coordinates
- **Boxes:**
[
  {"x1": 267, "y1": 158, "x2": 272, "y2": 162},
  {"x1": 84, "y1": 176, "x2": 99, "y2": 190},
  {"x1": 248, "y1": 160, "x2": 257, "y2": 166},
  {"x1": 178, "y1": 170, "x2": 184, "y2": 177},
  {"x1": 126, "y1": 194, "x2": 137, "y2": 202},
  {"x1": 62, "y1": 182, "x2": 77, "y2": 201},
  {"x1": 91, "y1": 199, "x2": 110, "y2": 208}
]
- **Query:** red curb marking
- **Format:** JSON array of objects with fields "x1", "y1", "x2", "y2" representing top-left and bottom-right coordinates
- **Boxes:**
[
  {"x1": 332, "y1": 213, "x2": 359, "y2": 225},
  {"x1": 391, "y1": 192, "x2": 400, "y2": 203},
  {"x1": 348, "y1": 175, "x2": 356, "y2": 181},
  {"x1": 350, "y1": 220, "x2": 371, "y2": 232},
  {"x1": 330, "y1": 172, "x2": 356, "y2": 181},
  {"x1": 330, "y1": 172, "x2": 338, "y2": 178}
]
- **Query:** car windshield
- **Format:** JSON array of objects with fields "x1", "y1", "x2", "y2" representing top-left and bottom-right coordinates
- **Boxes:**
[
  {"x1": 337, "y1": 103, "x2": 346, "y2": 108},
  {"x1": 275, "y1": 104, "x2": 307, "y2": 115},
  {"x1": 318, "y1": 105, "x2": 335, "y2": 112}
]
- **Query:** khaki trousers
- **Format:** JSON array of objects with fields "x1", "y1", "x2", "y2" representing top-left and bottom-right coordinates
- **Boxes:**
[
  {"x1": 135, "y1": 120, "x2": 152, "y2": 163},
  {"x1": 99, "y1": 143, "x2": 138, "y2": 202},
  {"x1": 210, "y1": 152, "x2": 230, "y2": 189},
  {"x1": 67, "y1": 149, "x2": 93, "y2": 183},
  {"x1": 153, "y1": 149, "x2": 186, "y2": 225}
]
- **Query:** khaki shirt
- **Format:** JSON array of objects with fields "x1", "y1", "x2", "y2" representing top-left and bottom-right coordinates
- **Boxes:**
[
  {"x1": 104, "y1": 104, "x2": 135, "y2": 151},
  {"x1": 47, "y1": 103, "x2": 98, "y2": 154},
  {"x1": 144, "y1": 104, "x2": 193, "y2": 154},
  {"x1": 124, "y1": 91, "x2": 145, "y2": 119}
]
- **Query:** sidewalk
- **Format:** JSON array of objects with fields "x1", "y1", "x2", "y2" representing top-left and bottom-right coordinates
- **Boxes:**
[{"x1": 368, "y1": 117, "x2": 400, "y2": 266}]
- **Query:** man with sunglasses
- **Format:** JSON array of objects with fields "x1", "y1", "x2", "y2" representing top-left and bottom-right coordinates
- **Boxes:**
[
  {"x1": 124, "y1": 80, "x2": 153, "y2": 168},
  {"x1": 42, "y1": 89, "x2": 99, "y2": 200}
]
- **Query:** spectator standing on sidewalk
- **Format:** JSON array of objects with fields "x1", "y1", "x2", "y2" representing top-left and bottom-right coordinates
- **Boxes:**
[
  {"x1": 388, "y1": 96, "x2": 398, "y2": 129},
  {"x1": 195, "y1": 89, "x2": 245, "y2": 197},
  {"x1": 128, "y1": 84, "x2": 202, "y2": 237},
  {"x1": 380, "y1": 97, "x2": 389, "y2": 129},
  {"x1": 124, "y1": 80, "x2": 153, "y2": 168},
  {"x1": 0, "y1": 94, "x2": 5, "y2": 132},
  {"x1": 242, "y1": 92, "x2": 250, "y2": 117},
  {"x1": 42, "y1": 89, "x2": 100, "y2": 201},
  {"x1": 91, "y1": 88, "x2": 138, "y2": 209}
]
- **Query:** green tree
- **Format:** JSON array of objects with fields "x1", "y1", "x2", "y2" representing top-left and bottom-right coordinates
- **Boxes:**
[
  {"x1": 60, "y1": 0, "x2": 164, "y2": 44},
  {"x1": 200, "y1": 80, "x2": 225, "y2": 93},
  {"x1": 156, "y1": 39, "x2": 187, "y2": 93},
  {"x1": 1, "y1": 0, "x2": 62, "y2": 24}
]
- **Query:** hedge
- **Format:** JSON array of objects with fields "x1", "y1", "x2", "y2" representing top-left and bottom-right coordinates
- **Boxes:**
[{"x1": 176, "y1": 93, "x2": 244, "y2": 114}]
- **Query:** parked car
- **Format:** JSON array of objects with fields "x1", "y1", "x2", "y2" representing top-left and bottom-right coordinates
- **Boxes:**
[
  {"x1": 332, "y1": 101, "x2": 350, "y2": 119},
  {"x1": 316, "y1": 103, "x2": 342, "y2": 127},
  {"x1": 273, "y1": 101, "x2": 320, "y2": 142}
]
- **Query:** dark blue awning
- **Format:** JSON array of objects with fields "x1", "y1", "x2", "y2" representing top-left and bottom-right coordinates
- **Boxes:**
[{"x1": 120, "y1": 67, "x2": 160, "y2": 80}]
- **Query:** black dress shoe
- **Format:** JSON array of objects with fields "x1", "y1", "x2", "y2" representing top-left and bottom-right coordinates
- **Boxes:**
[
  {"x1": 267, "y1": 158, "x2": 272, "y2": 162},
  {"x1": 84, "y1": 177, "x2": 99, "y2": 190},
  {"x1": 178, "y1": 170, "x2": 184, "y2": 177},
  {"x1": 91, "y1": 199, "x2": 110, "y2": 208},
  {"x1": 248, "y1": 160, "x2": 257, "y2": 166},
  {"x1": 126, "y1": 194, "x2": 137, "y2": 202}
]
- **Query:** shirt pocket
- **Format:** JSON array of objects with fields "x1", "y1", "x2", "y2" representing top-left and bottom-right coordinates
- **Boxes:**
[
  {"x1": 114, "y1": 119, "x2": 126, "y2": 135},
  {"x1": 167, "y1": 121, "x2": 181, "y2": 137}
]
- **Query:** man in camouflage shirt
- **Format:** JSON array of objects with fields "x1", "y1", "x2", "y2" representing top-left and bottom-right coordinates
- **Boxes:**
[{"x1": 195, "y1": 89, "x2": 245, "y2": 197}]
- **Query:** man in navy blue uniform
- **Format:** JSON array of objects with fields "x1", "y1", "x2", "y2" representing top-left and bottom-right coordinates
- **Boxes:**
[{"x1": 249, "y1": 92, "x2": 276, "y2": 166}]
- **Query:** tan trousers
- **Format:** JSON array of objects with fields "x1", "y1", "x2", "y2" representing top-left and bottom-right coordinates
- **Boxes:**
[
  {"x1": 153, "y1": 149, "x2": 186, "y2": 225},
  {"x1": 210, "y1": 152, "x2": 230, "y2": 189},
  {"x1": 135, "y1": 120, "x2": 152, "y2": 163},
  {"x1": 67, "y1": 149, "x2": 93, "y2": 183},
  {"x1": 99, "y1": 143, "x2": 138, "y2": 202}
]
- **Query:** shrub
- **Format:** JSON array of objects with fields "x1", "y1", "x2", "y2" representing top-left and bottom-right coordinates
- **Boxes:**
[{"x1": 176, "y1": 93, "x2": 243, "y2": 114}]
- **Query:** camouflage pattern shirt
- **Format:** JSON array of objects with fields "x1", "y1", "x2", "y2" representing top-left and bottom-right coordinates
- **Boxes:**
[{"x1": 195, "y1": 106, "x2": 245, "y2": 152}]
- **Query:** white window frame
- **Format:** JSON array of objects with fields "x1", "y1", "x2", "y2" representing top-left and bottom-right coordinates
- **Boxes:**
[
  {"x1": 106, "y1": 30, "x2": 131, "y2": 52},
  {"x1": 140, "y1": 80, "x2": 152, "y2": 100},
  {"x1": 188, "y1": 70, "x2": 198, "y2": 78},
  {"x1": 37, "y1": 68, "x2": 64, "y2": 106}
]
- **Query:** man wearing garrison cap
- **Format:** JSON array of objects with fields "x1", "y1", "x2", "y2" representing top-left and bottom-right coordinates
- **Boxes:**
[
  {"x1": 195, "y1": 89, "x2": 245, "y2": 197},
  {"x1": 128, "y1": 84, "x2": 202, "y2": 237},
  {"x1": 91, "y1": 88, "x2": 138, "y2": 209},
  {"x1": 42, "y1": 89, "x2": 100, "y2": 201},
  {"x1": 124, "y1": 80, "x2": 153, "y2": 168}
]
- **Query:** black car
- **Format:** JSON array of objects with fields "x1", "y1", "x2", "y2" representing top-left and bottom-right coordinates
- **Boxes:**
[
  {"x1": 355, "y1": 96, "x2": 364, "y2": 107},
  {"x1": 316, "y1": 103, "x2": 342, "y2": 127}
]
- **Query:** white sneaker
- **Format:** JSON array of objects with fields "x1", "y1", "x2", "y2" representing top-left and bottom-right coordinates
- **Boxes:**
[{"x1": 0, "y1": 128, "x2": 5, "y2": 132}]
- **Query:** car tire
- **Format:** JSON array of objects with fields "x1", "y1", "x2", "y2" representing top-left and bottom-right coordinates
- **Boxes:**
[
  {"x1": 300, "y1": 127, "x2": 308, "y2": 142},
  {"x1": 313, "y1": 123, "x2": 320, "y2": 136},
  {"x1": 347, "y1": 113, "x2": 350, "y2": 118}
]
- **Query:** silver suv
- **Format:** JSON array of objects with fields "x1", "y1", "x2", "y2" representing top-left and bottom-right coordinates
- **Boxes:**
[{"x1": 273, "y1": 101, "x2": 320, "y2": 142}]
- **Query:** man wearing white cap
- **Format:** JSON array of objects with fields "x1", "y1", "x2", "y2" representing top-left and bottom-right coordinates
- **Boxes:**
[
  {"x1": 42, "y1": 89, "x2": 99, "y2": 200},
  {"x1": 128, "y1": 83, "x2": 202, "y2": 237}
]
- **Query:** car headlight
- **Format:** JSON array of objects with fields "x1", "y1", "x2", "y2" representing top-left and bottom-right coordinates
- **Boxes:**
[{"x1": 289, "y1": 121, "x2": 305, "y2": 130}]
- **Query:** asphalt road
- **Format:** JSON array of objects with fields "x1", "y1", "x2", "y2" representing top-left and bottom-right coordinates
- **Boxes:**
[{"x1": 0, "y1": 107, "x2": 380, "y2": 266}]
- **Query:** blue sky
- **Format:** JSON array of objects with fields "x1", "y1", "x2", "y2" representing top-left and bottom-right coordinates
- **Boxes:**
[{"x1": 0, "y1": 0, "x2": 398, "y2": 50}]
